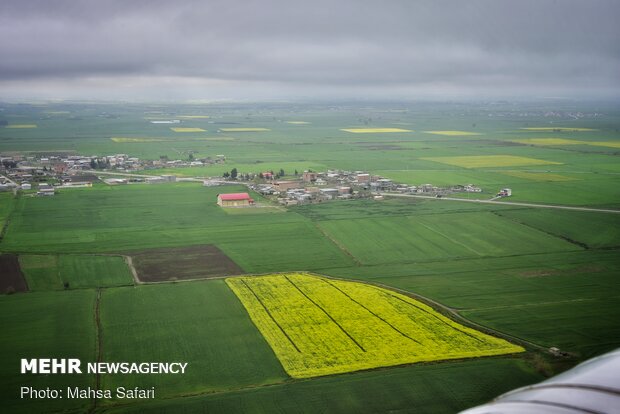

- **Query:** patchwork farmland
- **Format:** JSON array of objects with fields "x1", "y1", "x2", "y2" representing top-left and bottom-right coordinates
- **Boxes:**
[{"x1": 1, "y1": 101, "x2": 619, "y2": 414}]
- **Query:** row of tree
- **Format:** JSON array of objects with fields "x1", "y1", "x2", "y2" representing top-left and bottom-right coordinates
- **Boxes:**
[{"x1": 222, "y1": 168, "x2": 299, "y2": 180}]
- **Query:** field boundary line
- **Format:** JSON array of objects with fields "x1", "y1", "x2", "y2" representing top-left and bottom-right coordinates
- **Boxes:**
[
  {"x1": 89, "y1": 288, "x2": 103, "y2": 413},
  {"x1": 313, "y1": 222, "x2": 362, "y2": 266},
  {"x1": 492, "y1": 211, "x2": 590, "y2": 250},
  {"x1": 238, "y1": 279, "x2": 301, "y2": 353},
  {"x1": 321, "y1": 278, "x2": 422, "y2": 345},
  {"x1": 384, "y1": 291, "x2": 484, "y2": 343},
  {"x1": 416, "y1": 221, "x2": 484, "y2": 256},
  {"x1": 123, "y1": 255, "x2": 141, "y2": 285},
  {"x1": 284, "y1": 275, "x2": 366, "y2": 352}
]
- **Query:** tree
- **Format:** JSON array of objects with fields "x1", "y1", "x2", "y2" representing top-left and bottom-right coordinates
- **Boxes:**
[
  {"x1": 294, "y1": 169, "x2": 298, "y2": 176},
  {"x1": 279, "y1": 168, "x2": 285, "y2": 177},
  {"x1": 259, "y1": 172, "x2": 264, "y2": 179},
  {"x1": 90, "y1": 159, "x2": 97, "y2": 169},
  {"x1": 230, "y1": 168, "x2": 238, "y2": 179},
  {"x1": 223, "y1": 171, "x2": 230, "y2": 178},
  {"x1": 188, "y1": 153, "x2": 194, "y2": 161}
]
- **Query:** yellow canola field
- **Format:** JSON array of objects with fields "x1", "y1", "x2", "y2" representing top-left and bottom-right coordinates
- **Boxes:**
[
  {"x1": 111, "y1": 137, "x2": 168, "y2": 143},
  {"x1": 424, "y1": 130, "x2": 482, "y2": 136},
  {"x1": 513, "y1": 138, "x2": 620, "y2": 149},
  {"x1": 514, "y1": 138, "x2": 585, "y2": 146},
  {"x1": 590, "y1": 141, "x2": 620, "y2": 149},
  {"x1": 170, "y1": 127, "x2": 206, "y2": 132},
  {"x1": 5, "y1": 124, "x2": 37, "y2": 128},
  {"x1": 226, "y1": 273, "x2": 523, "y2": 379},
  {"x1": 422, "y1": 155, "x2": 562, "y2": 168},
  {"x1": 520, "y1": 127, "x2": 598, "y2": 132},
  {"x1": 219, "y1": 128, "x2": 270, "y2": 132},
  {"x1": 341, "y1": 128, "x2": 412, "y2": 133}
]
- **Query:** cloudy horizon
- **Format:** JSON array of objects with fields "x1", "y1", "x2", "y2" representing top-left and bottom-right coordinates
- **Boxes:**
[{"x1": 1, "y1": 0, "x2": 619, "y2": 102}]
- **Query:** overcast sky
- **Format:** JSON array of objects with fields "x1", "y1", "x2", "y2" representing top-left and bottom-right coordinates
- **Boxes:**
[{"x1": 1, "y1": 0, "x2": 619, "y2": 101}]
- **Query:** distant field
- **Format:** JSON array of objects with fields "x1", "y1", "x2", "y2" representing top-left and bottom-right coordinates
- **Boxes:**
[
  {"x1": 178, "y1": 115, "x2": 210, "y2": 119},
  {"x1": 513, "y1": 138, "x2": 585, "y2": 146},
  {"x1": 590, "y1": 141, "x2": 620, "y2": 148},
  {"x1": 170, "y1": 127, "x2": 206, "y2": 132},
  {"x1": 500, "y1": 171, "x2": 576, "y2": 182},
  {"x1": 423, "y1": 155, "x2": 562, "y2": 168},
  {"x1": 317, "y1": 212, "x2": 578, "y2": 265},
  {"x1": 341, "y1": 128, "x2": 412, "y2": 133},
  {"x1": 514, "y1": 138, "x2": 620, "y2": 149},
  {"x1": 227, "y1": 273, "x2": 522, "y2": 378},
  {"x1": 219, "y1": 127, "x2": 270, "y2": 132},
  {"x1": 520, "y1": 127, "x2": 598, "y2": 132},
  {"x1": 424, "y1": 130, "x2": 482, "y2": 136},
  {"x1": 286, "y1": 121, "x2": 310, "y2": 124},
  {"x1": 5, "y1": 124, "x2": 37, "y2": 128},
  {"x1": 111, "y1": 137, "x2": 168, "y2": 142}
]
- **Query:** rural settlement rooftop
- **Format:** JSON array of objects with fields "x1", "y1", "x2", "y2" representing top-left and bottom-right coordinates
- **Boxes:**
[{"x1": 218, "y1": 193, "x2": 252, "y2": 201}]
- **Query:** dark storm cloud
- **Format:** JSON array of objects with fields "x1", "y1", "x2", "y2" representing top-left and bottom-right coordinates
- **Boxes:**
[{"x1": 1, "y1": 0, "x2": 619, "y2": 99}]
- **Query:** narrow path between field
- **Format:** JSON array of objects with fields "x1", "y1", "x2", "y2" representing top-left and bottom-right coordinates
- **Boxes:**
[
  {"x1": 89, "y1": 288, "x2": 103, "y2": 414},
  {"x1": 123, "y1": 255, "x2": 141, "y2": 285}
]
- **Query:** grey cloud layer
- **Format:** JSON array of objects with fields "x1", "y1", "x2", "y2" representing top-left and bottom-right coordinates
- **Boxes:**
[{"x1": 1, "y1": 0, "x2": 619, "y2": 99}]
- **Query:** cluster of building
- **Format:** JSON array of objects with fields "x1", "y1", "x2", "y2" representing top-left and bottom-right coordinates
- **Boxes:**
[{"x1": 239, "y1": 170, "x2": 487, "y2": 206}]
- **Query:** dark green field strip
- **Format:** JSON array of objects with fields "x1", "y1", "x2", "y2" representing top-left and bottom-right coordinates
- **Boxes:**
[
  {"x1": 98, "y1": 358, "x2": 543, "y2": 414},
  {"x1": 0, "y1": 290, "x2": 97, "y2": 414},
  {"x1": 99, "y1": 281, "x2": 287, "y2": 401}
]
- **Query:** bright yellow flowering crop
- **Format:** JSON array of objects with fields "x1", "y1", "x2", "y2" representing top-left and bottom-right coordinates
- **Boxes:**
[{"x1": 226, "y1": 273, "x2": 523, "y2": 378}]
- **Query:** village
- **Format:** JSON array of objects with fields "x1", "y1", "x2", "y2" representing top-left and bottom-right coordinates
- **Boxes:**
[{"x1": 0, "y1": 151, "x2": 511, "y2": 203}]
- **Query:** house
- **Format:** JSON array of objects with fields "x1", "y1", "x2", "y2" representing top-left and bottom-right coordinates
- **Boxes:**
[
  {"x1": 356, "y1": 173, "x2": 370, "y2": 183},
  {"x1": 302, "y1": 171, "x2": 317, "y2": 182},
  {"x1": 217, "y1": 193, "x2": 254, "y2": 207},
  {"x1": 273, "y1": 181, "x2": 301, "y2": 191}
]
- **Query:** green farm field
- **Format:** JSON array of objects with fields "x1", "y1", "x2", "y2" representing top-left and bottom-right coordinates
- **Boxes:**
[
  {"x1": 0, "y1": 290, "x2": 97, "y2": 414},
  {"x1": 1, "y1": 101, "x2": 619, "y2": 413},
  {"x1": 19, "y1": 254, "x2": 133, "y2": 290}
]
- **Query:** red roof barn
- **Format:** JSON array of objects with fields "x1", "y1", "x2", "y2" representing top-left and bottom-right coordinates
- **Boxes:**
[{"x1": 217, "y1": 192, "x2": 255, "y2": 207}]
